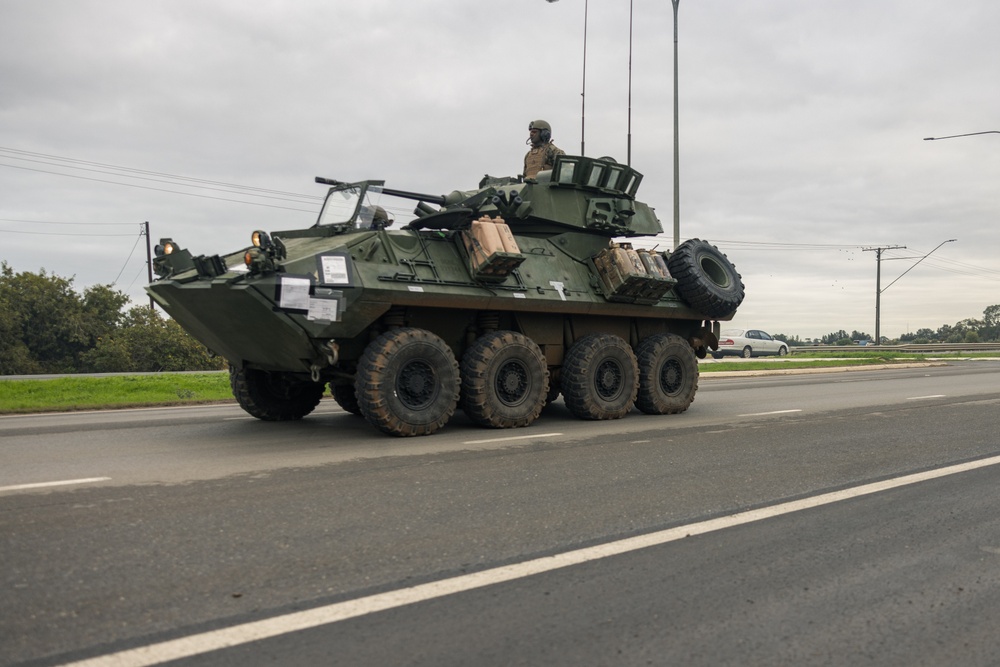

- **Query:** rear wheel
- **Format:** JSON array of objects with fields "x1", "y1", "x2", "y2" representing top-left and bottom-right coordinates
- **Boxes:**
[
  {"x1": 741, "y1": 346, "x2": 753, "y2": 358},
  {"x1": 635, "y1": 334, "x2": 699, "y2": 415},
  {"x1": 356, "y1": 328, "x2": 460, "y2": 436},
  {"x1": 561, "y1": 333, "x2": 638, "y2": 420},
  {"x1": 331, "y1": 383, "x2": 362, "y2": 415},
  {"x1": 460, "y1": 331, "x2": 548, "y2": 428},
  {"x1": 229, "y1": 365, "x2": 325, "y2": 421}
]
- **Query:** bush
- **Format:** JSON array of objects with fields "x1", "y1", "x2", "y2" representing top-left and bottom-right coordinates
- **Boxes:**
[{"x1": 1, "y1": 262, "x2": 223, "y2": 374}]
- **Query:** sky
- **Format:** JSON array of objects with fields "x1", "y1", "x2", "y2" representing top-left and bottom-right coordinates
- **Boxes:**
[{"x1": 2, "y1": 0, "x2": 998, "y2": 341}]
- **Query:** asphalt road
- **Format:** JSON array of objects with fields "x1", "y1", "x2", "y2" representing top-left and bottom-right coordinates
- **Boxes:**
[{"x1": 2, "y1": 361, "x2": 999, "y2": 666}]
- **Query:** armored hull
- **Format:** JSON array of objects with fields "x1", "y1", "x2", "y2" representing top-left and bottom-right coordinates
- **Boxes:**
[{"x1": 148, "y1": 155, "x2": 745, "y2": 436}]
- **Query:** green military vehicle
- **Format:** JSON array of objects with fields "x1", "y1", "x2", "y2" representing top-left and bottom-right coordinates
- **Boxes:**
[{"x1": 147, "y1": 155, "x2": 744, "y2": 436}]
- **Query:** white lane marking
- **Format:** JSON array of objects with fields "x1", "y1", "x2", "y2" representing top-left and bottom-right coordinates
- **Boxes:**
[
  {"x1": 58, "y1": 453, "x2": 1000, "y2": 667},
  {"x1": 738, "y1": 409, "x2": 802, "y2": 417},
  {"x1": 462, "y1": 432, "x2": 562, "y2": 445},
  {"x1": 0, "y1": 477, "x2": 111, "y2": 493},
  {"x1": 907, "y1": 395, "x2": 946, "y2": 400}
]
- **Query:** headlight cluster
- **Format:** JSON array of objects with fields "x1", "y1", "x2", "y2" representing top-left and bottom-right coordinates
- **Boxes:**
[
  {"x1": 244, "y1": 230, "x2": 286, "y2": 275},
  {"x1": 152, "y1": 238, "x2": 226, "y2": 279}
]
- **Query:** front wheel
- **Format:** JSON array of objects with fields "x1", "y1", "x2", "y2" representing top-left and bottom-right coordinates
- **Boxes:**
[
  {"x1": 635, "y1": 334, "x2": 699, "y2": 415},
  {"x1": 460, "y1": 331, "x2": 548, "y2": 429},
  {"x1": 778, "y1": 346, "x2": 788, "y2": 356},
  {"x1": 229, "y1": 365, "x2": 325, "y2": 421},
  {"x1": 561, "y1": 333, "x2": 638, "y2": 420},
  {"x1": 356, "y1": 328, "x2": 460, "y2": 436}
]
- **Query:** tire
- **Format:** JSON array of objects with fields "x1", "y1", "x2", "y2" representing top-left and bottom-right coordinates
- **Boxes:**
[
  {"x1": 741, "y1": 346, "x2": 753, "y2": 359},
  {"x1": 356, "y1": 328, "x2": 460, "y2": 436},
  {"x1": 229, "y1": 365, "x2": 325, "y2": 421},
  {"x1": 711, "y1": 352, "x2": 723, "y2": 360},
  {"x1": 667, "y1": 239, "x2": 745, "y2": 318},
  {"x1": 460, "y1": 331, "x2": 548, "y2": 429},
  {"x1": 331, "y1": 383, "x2": 362, "y2": 415},
  {"x1": 778, "y1": 346, "x2": 788, "y2": 356},
  {"x1": 561, "y1": 333, "x2": 638, "y2": 420},
  {"x1": 635, "y1": 334, "x2": 699, "y2": 415}
]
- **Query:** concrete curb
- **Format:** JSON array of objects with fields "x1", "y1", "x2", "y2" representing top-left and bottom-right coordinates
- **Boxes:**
[{"x1": 700, "y1": 362, "x2": 946, "y2": 379}]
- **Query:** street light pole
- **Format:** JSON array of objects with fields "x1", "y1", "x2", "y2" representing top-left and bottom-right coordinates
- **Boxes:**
[
  {"x1": 671, "y1": 0, "x2": 680, "y2": 250},
  {"x1": 581, "y1": 0, "x2": 588, "y2": 155},
  {"x1": 924, "y1": 131, "x2": 1000, "y2": 141},
  {"x1": 864, "y1": 245, "x2": 904, "y2": 346},
  {"x1": 627, "y1": 0, "x2": 633, "y2": 165}
]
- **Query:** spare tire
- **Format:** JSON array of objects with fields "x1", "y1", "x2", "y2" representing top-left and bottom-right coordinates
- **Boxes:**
[{"x1": 667, "y1": 238, "x2": 745, "y2": 318}]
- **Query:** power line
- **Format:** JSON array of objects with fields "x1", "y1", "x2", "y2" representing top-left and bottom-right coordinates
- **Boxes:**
[
  {"x1": 0, "y1": 146, "x2": 323, "y2": 202},
  {"x1": 0, "y1": 162, "x2": 319, "y2": 213},
  {"x1": 112, "y1": 232, "x2": 144, "y2": 285},
  {"x1": 0, "y1": 228, "x2": 135, "y2": 237},
  {"x1": 0, "y1": 218, "x2": 137, "y2": 226}
]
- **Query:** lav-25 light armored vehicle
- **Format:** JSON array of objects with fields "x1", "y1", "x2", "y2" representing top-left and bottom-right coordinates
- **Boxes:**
[{"x1": 147, "y1": 155, "x2": 744, "y2": 436}]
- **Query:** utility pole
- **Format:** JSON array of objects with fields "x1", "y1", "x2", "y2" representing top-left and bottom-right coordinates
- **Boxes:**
[
  {"x1": 864, "y1": 239, "x2": 956, "y2": 344},
  {"x1": 143, "y1": 221, "x2": 154, "y2": 310},
  {"x1": 863, "y1": 245, "x2": 904, "y2": 345}
]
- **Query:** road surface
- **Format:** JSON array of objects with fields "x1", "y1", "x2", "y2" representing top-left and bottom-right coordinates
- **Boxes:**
[{"x1": 2, "y1": 361, "x2": 999, "y2": 666}]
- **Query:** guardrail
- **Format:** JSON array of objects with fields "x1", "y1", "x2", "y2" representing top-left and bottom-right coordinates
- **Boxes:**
[{"x1": 791, "y1": 342, "x2": 1000, "y2": 353}]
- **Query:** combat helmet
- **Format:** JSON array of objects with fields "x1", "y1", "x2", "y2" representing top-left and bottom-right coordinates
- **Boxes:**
[{"x1": 528, "y1": 120, "x2": 552, "y2": 143}]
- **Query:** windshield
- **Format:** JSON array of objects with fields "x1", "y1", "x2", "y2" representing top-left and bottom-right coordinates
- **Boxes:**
[{"x1": 316, "y1": 185, "x2": 363, "y2": 226}]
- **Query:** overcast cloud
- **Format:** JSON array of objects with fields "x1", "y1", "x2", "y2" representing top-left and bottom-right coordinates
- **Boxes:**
[{"x1": 2, "y1": 0, "x2": 998, "y2": 340}]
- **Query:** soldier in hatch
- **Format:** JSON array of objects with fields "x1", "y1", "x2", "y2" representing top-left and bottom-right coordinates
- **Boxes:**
[{"x1": 523, "y1": 119, "x2": 565, "y2": 179}]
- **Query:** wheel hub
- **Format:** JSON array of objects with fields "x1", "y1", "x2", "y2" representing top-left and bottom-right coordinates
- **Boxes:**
[
  {"x1": 660, "y1": 359, "x2": 682, "y2": 394},
  {"x1": 595, "y1": 359, "x2": 623, "y2": 399},
  {"x1": 396, "y1": 359, "x2": 437, "y2": 409},
  {"x1": 495, "y1": 360, "x2": 529, "y2": 406}
]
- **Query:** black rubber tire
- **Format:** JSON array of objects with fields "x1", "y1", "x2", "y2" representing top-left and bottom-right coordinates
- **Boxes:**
[
  {"x1": 667, "y1": 239, "x2": 745, "y2": 318},
  {"x1": 635, "y1": 334, "x2": 699, "y2": 415},
  {"x1": 778, "y1": 346, "x2": 788, "y2": 356},
  {"x1": 741, "y1": 346, "x2": 753, "y2": 359},
  {"x1": 460, "y1": 331, "x2": 548, "y2": 429},
  {"x1": 331, "y1": 383, "x2": 362, "y2": 415},
  {"x1": 561, "y1": 333, "x2": 638, "y2": 420},
  {"x1": 356, "y1": 328, "x2": 460, "y2": 436},
  {"x1": 229, "y1": 365, "x2": 325, "y2": 421}
]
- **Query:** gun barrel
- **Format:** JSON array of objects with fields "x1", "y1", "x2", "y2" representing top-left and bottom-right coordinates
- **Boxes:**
[
  {"x1": 314, "y1": 177, "x2": 445, "y2": 206},
  {"x1": 379, "y1": 187, "x2": 446, "y2": 206}
]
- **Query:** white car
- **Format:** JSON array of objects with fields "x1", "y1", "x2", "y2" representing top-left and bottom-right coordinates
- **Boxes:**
[{"x1": 712, "y1": 328, "x2": 789, "y2": 359}]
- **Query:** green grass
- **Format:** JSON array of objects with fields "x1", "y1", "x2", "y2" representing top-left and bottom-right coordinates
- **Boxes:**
[
  {"x1": 0, "y1": 373, "x2": 233, "y2": 414},
  {"x1": 3, "y1": 350, "x2": 995, "y2": 414}
]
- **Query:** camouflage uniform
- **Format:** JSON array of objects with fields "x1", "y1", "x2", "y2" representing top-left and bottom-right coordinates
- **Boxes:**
[{"x1": 523, "y1": 142, "x2": 565, "y2": 179}]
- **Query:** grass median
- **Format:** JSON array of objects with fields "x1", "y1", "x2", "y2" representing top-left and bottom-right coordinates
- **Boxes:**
[
  {"x1": 0, "y1": 352, "x2": 990, "y2": 415},
  {"x1": 0, "y1": 373, "x2": 233, "y2": 414}
]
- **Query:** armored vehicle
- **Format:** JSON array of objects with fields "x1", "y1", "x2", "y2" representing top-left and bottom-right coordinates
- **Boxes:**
[{"x1": 147, "y1": 155, "x2": 744, "y2": 436}]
